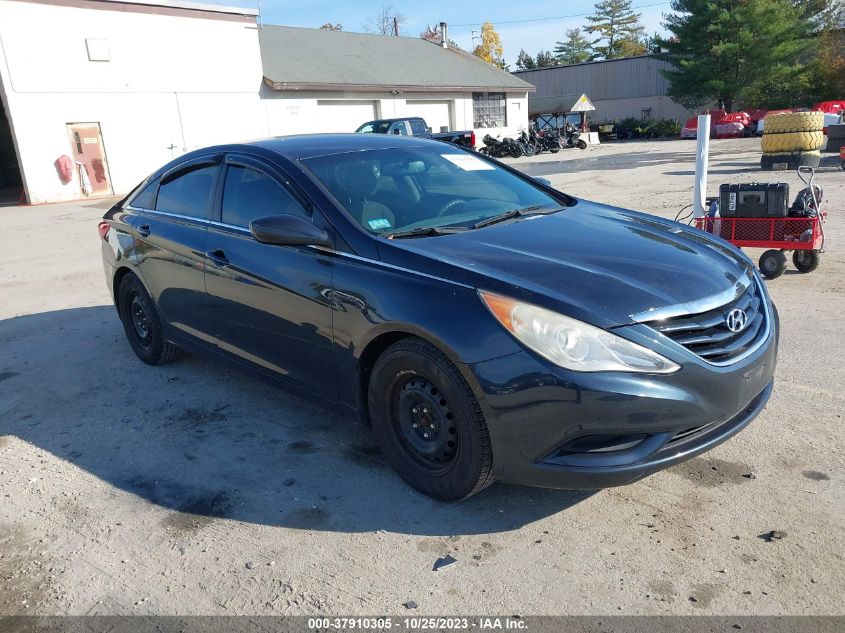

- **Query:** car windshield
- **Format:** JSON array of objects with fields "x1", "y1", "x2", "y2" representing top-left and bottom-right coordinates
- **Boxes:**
[
  {"x1": 355, "y1": 121, "x2": 392, "y2": 134},
  {"x1": 302, "y1": 146, "x2": 565, "y2": 235}
]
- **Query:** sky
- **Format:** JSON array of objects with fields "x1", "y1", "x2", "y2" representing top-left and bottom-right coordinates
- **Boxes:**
[{"x1": 203, "y1": 0, "x2": 674, "y2": 64}]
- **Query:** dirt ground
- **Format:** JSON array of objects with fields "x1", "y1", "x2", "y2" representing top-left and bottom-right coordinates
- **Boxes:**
[{"x1": 0, "y1": 137, "x2": 842, "y2": 616}]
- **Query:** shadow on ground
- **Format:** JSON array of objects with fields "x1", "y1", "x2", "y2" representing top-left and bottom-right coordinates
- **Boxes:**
[{"x1": 0, "y1": 306, "x2": 593, "y2": 537}]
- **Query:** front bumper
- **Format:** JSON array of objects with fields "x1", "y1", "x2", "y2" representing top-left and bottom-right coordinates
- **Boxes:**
[{"x1": 467, "y1": 305, "x2": 779, "y2": 489}]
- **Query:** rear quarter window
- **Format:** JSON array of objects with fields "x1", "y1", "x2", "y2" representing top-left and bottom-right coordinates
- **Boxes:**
[{"x1": 129, "y1": 179, "x2": 158, "y2": 209}]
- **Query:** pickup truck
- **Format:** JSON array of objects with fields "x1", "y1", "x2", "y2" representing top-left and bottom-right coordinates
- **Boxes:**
[{"x1": 355, "y1": 117, "x2": 476, "y2": 149}]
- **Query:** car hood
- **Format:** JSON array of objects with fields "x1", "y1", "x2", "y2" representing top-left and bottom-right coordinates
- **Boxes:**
[{"x1": 383, "y1": 200, "x2": 753, "y2": 328}]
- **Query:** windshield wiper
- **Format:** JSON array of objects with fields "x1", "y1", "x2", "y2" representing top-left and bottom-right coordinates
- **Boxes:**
[
  {"x1": 473, "y1": 205, "x2": 561, "y2": 229},
  {"x1": 385, "y1": 226, "x2": 468, "y2": 239}
]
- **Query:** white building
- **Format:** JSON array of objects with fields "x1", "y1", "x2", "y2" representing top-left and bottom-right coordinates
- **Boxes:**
[{"x1": 0, "y1": 0, "x2": 533, "y2": 204}]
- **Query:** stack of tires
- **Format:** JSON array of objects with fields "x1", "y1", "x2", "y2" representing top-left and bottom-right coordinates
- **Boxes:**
[{"x1": 760, "y1": 111, "x2": 824, "y2": 170}]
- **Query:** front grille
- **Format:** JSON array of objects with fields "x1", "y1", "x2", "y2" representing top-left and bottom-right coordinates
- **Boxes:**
[{"x1": 647, "y1": 280, "x2": 767, "y2": 364}]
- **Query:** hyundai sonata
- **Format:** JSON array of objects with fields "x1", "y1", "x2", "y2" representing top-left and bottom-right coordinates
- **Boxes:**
[{"x1": 99, "y1": 135, "x2": 777, "y2": 501}]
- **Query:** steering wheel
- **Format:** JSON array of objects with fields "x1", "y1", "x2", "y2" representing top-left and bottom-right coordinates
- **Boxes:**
[{"x1": 437, "y1": 199, "x2": 467, "y2": 217}]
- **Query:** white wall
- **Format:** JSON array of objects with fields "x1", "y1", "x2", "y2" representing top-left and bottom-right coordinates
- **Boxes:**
[{"x1": 0, "y1": 0, "x2": 266, "y2": 203}]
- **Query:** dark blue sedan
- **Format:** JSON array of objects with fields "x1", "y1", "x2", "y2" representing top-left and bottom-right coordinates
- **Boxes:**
[{"x1": 99, "y1": 134, "x2": 778, "y2": 501}]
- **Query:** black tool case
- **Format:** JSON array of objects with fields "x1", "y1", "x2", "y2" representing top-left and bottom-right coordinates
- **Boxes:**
[{"x1": 719, "y1": 183, "x2": 789, "y2": 217}]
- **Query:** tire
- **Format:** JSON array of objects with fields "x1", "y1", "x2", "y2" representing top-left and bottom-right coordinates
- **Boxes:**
[
  {"x1": 760, "y1": 130, "x2": 824, "y2": 153},
  {"x1": 759, "y1": 249, "x2": 787, "y2": 279},
  {"x1": 762, "y1": 111, "x2": 824, "y2": 134},
  {"x1": 577, "y1": 139, "x2": 587, "y2": 150},
  {"x1": 118, "y1": 273, "x2": 180, "y2": 365},
  {"x1": 793, "y1": 250, "x2": 820, "y2": 273},
  {"x1": 368, "y1": 337, "x2": 494, "y2": 501},
  {"x1": 760, "y1": 150, "x2": 821, "y2": 171}
]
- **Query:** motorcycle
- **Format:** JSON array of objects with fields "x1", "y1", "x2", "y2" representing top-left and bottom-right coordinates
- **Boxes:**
[
  {"x1": 561, "y1": 123, "x2": 588, "y2": 150},
  {"x1": 518, "y1": 130, "x2": 537, "y2": 157},
  {"x1": 481, "y1": 134, "x2": 523, "y2": 158},
  {"x1": 534, "y1": 128, "x2": 560, "y2": 153}
]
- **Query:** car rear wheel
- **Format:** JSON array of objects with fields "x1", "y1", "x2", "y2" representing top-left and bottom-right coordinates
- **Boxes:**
[
  {"x1": 118, "y1": 273, "x2": 180, "y2": 365},
  {"x1": 368, "y1": 337, "x2": 494, "y2": 501}
]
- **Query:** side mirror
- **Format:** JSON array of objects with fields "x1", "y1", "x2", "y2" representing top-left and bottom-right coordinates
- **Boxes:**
[
  {"x1": 249, "y1": 214, "x2": 332, "y2": 248},
  {"x1": 534, "y1": 176, "x2": 552, "y2": 188}
]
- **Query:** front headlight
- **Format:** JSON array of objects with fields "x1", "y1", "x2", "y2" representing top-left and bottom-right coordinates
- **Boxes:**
[{"x1": 479, "y1": 291, "x2": 680, "y2": 374}]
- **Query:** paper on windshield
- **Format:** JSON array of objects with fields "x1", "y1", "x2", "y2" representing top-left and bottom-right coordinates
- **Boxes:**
[{"x1": 441, "y1": 154, "x2": 495, "y2": 171}]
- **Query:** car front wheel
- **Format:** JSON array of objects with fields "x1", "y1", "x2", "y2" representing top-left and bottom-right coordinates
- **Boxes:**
[
  {"x1": 368, "y1": 338, "x2": 494, "y2": 501},
  {"x1": 118, "y1": 273, "x2": 180, "y2": 365}
]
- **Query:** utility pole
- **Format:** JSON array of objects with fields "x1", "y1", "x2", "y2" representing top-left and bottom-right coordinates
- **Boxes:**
[{"x1": 393, "y1": 16, "x2": 399, "y2": 36}]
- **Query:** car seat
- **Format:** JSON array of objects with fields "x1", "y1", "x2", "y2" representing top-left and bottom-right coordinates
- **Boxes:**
[{"x1": 335, "y1": 161, "x2": 395, "y2": 231}]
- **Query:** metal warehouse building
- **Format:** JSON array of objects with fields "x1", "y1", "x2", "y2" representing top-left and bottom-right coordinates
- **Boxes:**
[
  {"x1": 0, "y1": 0, "x2": 531, "y2": 204},
  {"x1": 513, "y1": 55, "x2": 694, "y2": 124}
]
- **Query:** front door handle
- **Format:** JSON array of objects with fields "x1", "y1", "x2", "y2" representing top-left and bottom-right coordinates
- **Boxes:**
[
  {"x1": 137, "y1": 223, "x2": 151, "y2": 237},
  {"x1": 206, "y1": 249, "x2": 229, "y2": 267}
]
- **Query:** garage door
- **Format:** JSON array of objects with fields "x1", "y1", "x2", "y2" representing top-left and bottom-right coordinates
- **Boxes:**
[
  {"x1": 316, "y1": 100, "x2": 378, "y2": 133},
  {"x1": 405, "y1": 100, "x2": 452, "y2": 133}
]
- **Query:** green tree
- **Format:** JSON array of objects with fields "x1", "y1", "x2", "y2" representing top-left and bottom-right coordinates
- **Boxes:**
[
  {"x1": 515, "y1": 49, "x2": 537, "y2": 70},
  {"x1": 584, "y1": 0, "x2": 646, "y2": 59},
  {"x1": 657, "y1": 0, "x2": 812, "y2": 112},
  {"x1": 472, "y1": 22, "x2": 506, "y2": 68},
  {"x1": 535, "y1": 50, "x2": 556, "y2": 67},
  {"x1": 554, "y1": 28, "x2": 594, "y2": 64}
]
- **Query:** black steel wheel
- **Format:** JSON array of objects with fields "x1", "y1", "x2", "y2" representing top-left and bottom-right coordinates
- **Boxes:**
[
  {"x1": 118, "y1": 273, "x2": 180, "y2": 365},
  {"x1": 759, "y1": 249, "x2": 787, "y2": 279},
  {"x1": 368, "y1": 337, "x2": 494, "y2": 501},
  {"x1": 576, "y1": 139, "x2": 587, "y2": 150},
  {"x1": 394, "y1": 375, "x2": 459, "y2": 472},
  {"x1": 792, "y1": 249, "x2": 820, "y2": 273}
]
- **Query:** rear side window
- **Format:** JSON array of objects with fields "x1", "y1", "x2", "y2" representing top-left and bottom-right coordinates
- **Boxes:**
[
  {"x1": 155, "y1": 165, "x2": 217, "y2": 218},
  {"x1": 129, "y1": 179, "x2": 158, "y2": 209},
  {"x1": 410, "y1": 119, "x2": 427, "y2": 135},
  {"x1": 221, "y1": 164, "x2": 307, "y2": 227}
]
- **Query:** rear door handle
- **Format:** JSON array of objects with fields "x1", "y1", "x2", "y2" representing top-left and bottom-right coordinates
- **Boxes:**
[
  {"x1": 137, "y1": 223, "x2": 151, "y2": 237},
  {"x1": 205, "y1": 249, "x2": 229, "y2": 267}
]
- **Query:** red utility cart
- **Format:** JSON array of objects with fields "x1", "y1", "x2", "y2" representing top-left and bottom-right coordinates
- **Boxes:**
[{"x1": 695, "y1": 168, "x2": 826, "y2": 279}]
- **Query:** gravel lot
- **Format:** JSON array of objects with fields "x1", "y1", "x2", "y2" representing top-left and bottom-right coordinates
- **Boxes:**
[{"x1": 0, "y1": 137, "x2": 842, "y2": 616}]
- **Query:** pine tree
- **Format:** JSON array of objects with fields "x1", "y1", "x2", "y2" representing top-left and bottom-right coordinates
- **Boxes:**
[
  {"x1": 535, "y1": 50, "x2": 556, "y2": 67},
  {"x1": 658, "y1": 0, "x2": 812, "y2": 112},
  {"x1": 515, "y1": 49, "x2": 537, "y2": 70},
  {"x1": 554, "y1": 28, "x2": 594, "y2": 64},
  {"x1": 584, "y1": 0, "x2": 646, "y2": 59}
]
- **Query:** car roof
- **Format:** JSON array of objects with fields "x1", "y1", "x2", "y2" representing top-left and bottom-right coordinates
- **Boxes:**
[
  {"x1": 360, "y1": 117, "x2": 422, "y2": 124},
  {"x1": 241, "y1": 133, "x2": 439, "y2": 160}
]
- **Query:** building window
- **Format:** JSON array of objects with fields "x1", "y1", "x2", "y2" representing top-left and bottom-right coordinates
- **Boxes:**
[{"x1": 473, "y1": 92, "x2": 507, "y2": 128}]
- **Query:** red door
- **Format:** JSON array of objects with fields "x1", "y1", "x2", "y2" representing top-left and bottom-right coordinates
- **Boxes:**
[{"x1": 66, "y1": 123, "x2": 113, "y2": 196}]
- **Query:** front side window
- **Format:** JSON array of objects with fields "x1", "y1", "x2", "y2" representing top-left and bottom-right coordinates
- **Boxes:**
[
  {"x1": 473, "y1": 92, "x2": 507, "y2": 128},
  {"x1": 302, "y1": 146, "x2": 562, "y2": 235},
  {"x1": 155, "y1": 165, "x2": 217, "y2": 218},
  {"x1": 389, "y1": 122, "x2": 408, "y2": 135},
  {"x1": 221, "y1": 164, "x2": 307, "y2": 227}
]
